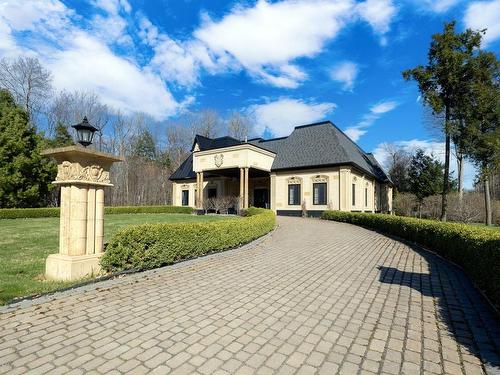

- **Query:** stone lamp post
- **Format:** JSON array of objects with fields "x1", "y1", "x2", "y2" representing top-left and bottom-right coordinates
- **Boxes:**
[{"x1": 41, "y1": 146, "x2": 123, "y2": 281}]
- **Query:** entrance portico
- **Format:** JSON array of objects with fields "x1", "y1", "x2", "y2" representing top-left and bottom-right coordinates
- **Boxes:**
[{"x1": 192, "y1": 143, "x2": 275, "y2": 210}]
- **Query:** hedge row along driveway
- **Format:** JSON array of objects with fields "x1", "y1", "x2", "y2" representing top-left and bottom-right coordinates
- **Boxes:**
[
  {"x1": 321, "y1": 211, "x2": 500, "y2": 308},
  {"x1": 0, "y1": 205, "x2": 193, "y2": 219},
  {"x1": 101, "y1": 208, "x2": 276, "y2": 272}
]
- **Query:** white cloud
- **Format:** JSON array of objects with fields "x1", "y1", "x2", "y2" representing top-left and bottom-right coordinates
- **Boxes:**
[
  {"x1": 372, "y1": 139, "x2": 477, "y2": 188},
  {"x1": 370, "y1": 100, "x2": 398, "y2": 114},
  {"x1": 0, "y1": 0, "x2": 71, "y2": 31},
  {"x1": 464, "y1": 0, "x2": 500, "y2": 45},
  {"x1": 344, "y1": 127, "x2": 367, "y2": 141},
  {"x1": 47, "y1": 33, "x2": 178, "y2": 119},
  {"x1": 190, "y1": 0, "x2": 397, "y2": 87},
  {"x1": 149, "y1": 37, "x2": 202, "y2": 87},
  {"x1": 196, "y1": 0, "x2": 353, "y2": 65},
  {"x1": 410, "y1": 0, "x2": 460, "y2": 13},
  {"x1": 0, "y1": 0, "x2": 187, "y2": 119},
  {"x1": 248, "y1": 98, "x2": 336, "y2": 137},
  {"x1": 344, "y1": 99, "x2": 398, "y2": 141},
  {"x1": 89, "y1": 0, "x2": 134, "y2": 45},
  {"x1": 119, "y1": 0, "x2": 398, "y2": 90},
  {"x1": 0, "y1": 22, "x2": 20, "y2": 57},
  {"x1": 91, "y1": 0, "x2": 131, "y2": 15},
  {"x1": 356, "y1": 0, "x2": 396, "y2": 34},
  {"x1": 330, "y1": 61, "x2": 359, "y2": 90}
]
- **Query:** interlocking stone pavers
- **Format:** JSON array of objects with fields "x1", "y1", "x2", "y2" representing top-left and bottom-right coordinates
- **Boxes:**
[{"x1": 1, "y1": 216, "x2": 499, "y2": 374}]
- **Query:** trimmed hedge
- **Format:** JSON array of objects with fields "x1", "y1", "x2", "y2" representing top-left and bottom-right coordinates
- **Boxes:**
[
  {"x1": 101, "y1": 208, "x2": 275, "y2": 273},
  {"x1": 0, "y1": 207, "x2": 60, "y2": 219},
  {"x1": 104, "y1": 205, "x2": 193, "y2": 215},
  {"x1": 0, "y1": 205, "x2": 193, "y2": 219},
  {"x1": 321, "y1": 211, "x2": 500, "y2": 307}
]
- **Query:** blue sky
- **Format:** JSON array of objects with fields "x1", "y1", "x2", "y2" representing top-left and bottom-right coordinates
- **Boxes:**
[{"x1": 0, "y1": 0, "x2": 499, "y2": 187}]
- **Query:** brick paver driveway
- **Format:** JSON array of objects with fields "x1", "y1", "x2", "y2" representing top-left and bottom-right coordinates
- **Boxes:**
[{"x1": 1, "y1": 217, "x2": 499, "y2": 375}]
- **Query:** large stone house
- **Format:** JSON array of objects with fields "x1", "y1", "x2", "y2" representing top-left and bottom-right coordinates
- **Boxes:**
[{"x1": 170, "y1": 121, "x2": 392, "y2": 216}]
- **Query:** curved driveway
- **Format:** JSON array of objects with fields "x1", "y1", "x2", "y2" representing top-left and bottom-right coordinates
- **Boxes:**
[{"x1": 1, "y1": 217, "x2": 499, "y2": 374}]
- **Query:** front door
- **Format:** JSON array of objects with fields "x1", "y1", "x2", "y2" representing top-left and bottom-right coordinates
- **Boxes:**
[{"x1": 254, "y1": 188, "x2": 269, "y2": 208}]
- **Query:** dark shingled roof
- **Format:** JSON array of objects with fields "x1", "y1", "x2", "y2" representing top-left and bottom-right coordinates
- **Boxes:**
[
  {"x1": 191, "y1": 135, "x2": 242, "y2": 151},
  {"x1": 171, "y1": 135, "x2": 244, "y2": 181},
  {"x1": 171, "y1": 121, "x2": 391, "y2": 183},
  {"x1": 169, "y1": 154, "x2": 196, "y2": 180}
]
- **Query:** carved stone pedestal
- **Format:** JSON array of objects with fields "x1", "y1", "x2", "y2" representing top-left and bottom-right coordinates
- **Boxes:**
[{"x1": 42, "y1": 146, "x2": 123, "y2": 281}]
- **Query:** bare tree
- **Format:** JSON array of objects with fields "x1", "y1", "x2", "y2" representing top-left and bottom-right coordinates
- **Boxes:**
[
  {"x1": 48, "y1": 90, "x2": 110, "y2": 148},
  {"x1": 381, "y1": 143, "x2": 412, "y2": 193},
  {"x1": 203, "y1": 197, "x2": 216, "y2": 214},
  {"x1": 227, "y1": 111, "x2": 250, "y2": 141},
  {"x1": 165, "y1": 122, "x2": 192, "y2": 170},
  {"x1": 185, "y1": 109, "x2": 222, "y2": 138},
  {"x1": 212, "y1": 196, "x2": 237, "y2": 214},
  {"x1": 0, "y1": 56, "x2": 52, "y2": 122}
]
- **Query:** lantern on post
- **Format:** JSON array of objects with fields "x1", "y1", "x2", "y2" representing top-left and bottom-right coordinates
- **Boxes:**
[{"x1": 72, "y1": 116, "x2": 98, "y2": 147}]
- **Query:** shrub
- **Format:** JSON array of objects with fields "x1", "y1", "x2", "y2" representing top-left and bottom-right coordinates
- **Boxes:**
[
  {"x1": 0, "y1": 205, "x2": 193, "y2": 219},
  {"x1": 101, "y1": 208, "x2": 275, "y2": 273},
  {"x1": 321, "y1": 210, "x2": 500, "y2": 307},
  {"x1": 104, "y1": 205, "x2": 193, "y2": 215},
  {"x1": 0, "y1": 207, "x2": 61, "y2": 219}
]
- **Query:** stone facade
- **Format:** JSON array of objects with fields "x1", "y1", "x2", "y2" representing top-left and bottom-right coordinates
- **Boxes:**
[
  {"x1": 172, "y1": 166, "x2": 392, "y2": 214},
  {"x1": 171, "y1": 122, "x2": 393, "y2": 215}
]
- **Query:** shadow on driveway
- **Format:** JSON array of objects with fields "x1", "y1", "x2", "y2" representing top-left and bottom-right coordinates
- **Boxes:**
[{"x1": 378, "y1": 244, "x2": 500, "y2": 374}]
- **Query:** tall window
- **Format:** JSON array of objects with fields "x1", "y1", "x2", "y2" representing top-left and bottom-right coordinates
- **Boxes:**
[
  {"x1": 313, "y1": 183, "x2": 327, "y2": 205},
  {"x1": 288, "y1": 184, "x2": 301, "y2": 205},
  {"x1": 352, "y1": 183, "x2": 356, "y2": 206},
  {"x1": 365, "y1": 187, "x2": 368, "y2": 206},
  {"x1": 182, "y1": 190, "x2": 189, "y2": 206}
]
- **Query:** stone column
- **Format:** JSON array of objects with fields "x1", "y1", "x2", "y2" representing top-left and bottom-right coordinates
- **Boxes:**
[
  {"x1": 59, "y1": 185, "x2": 71, "y2": 255},
  {"x1": 372, "y1": 180, "x2": 376, "y2": 213},
  {"x1": 71, "y1": 185, "x2": 88, "y2": 256},
  {"x1": 244, "y1": 167, "x2": 249, "y2": 209},
  {"x1": 86, "y1": 187, "x2": 96, "y2": 255},
  {"x1": 95, "y1": 187, "x2": 105, "y2": 254},
  {"x1": 361, "y1": 175, "x2": 365, "y2": 213},
  {"x1": 239, "y1": 168, "x2": 244, "y2": 210},
  {"x1": 339, "y1": 168, "x2": 351, "y2": 212},
  {"x1": 270, "y1": 173, "x2": 276, "y2": 212},
  {"x1": 196, "y1": 172, "x2": 200, "y2": 208},
  {"x1": 42, "y1": 146, "x2": 123, "y2": 281},
  {"x1": 171, "y1": 182, "x2": 177, "y2": 207},
  {"x1": 199, "y1": 171, "x2": 204, "y2": 209}
]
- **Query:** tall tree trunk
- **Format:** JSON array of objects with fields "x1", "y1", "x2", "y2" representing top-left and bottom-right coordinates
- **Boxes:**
[
  {"x1": 484, "y1": 172, "x2": 492, "y2": 226},
  {"x1": 440, "y1": 107, "x2": 451, "y2": 222},
  {"x1": 457, "y1": 152, "x2": 464, "y2": 209}
]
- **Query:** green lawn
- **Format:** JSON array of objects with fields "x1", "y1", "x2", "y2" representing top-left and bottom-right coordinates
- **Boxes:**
[{"x1": 0, "y1": 213, "x2": 228, "y2": 305}]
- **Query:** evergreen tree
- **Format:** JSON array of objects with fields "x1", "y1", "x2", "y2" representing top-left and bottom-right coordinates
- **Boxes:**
[
  {"x1": 131, "y1": 129, "x2": 157, "y2": 161},
  {"x1": 51, "y1": 122, "x2": 73, "y2": 147},
  {"x1": 403, "y1": 21, "x2": 483, "y2": 221},
  {"x1": 462, "y1": 51, "x2": 500, "y2": 225},
  {"x1": 0, "y1": 90, "x2": 55, "y2": 207},
  {"x1": 408, "y1": 150, "x2": 444, "y2": 217}
]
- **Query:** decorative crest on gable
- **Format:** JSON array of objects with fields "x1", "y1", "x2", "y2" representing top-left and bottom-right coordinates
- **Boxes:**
[{"x1": 214, "y1": 154, "x2": 224, "y2": 168}]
